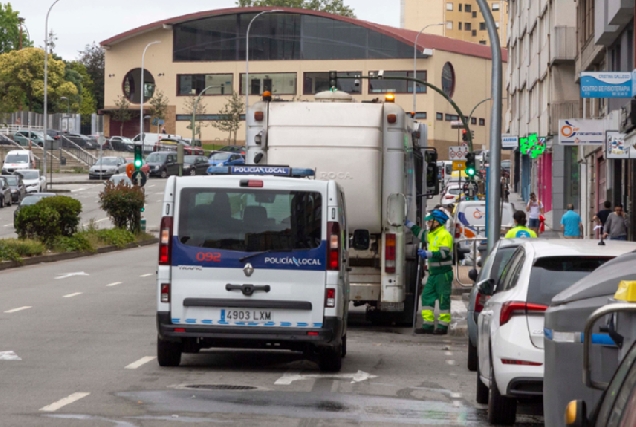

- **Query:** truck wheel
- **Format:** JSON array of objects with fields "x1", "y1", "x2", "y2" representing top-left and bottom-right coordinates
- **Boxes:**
[
  {"x1": 319, "y1": 345, "x2": 342, "y2": 372},
  {"x1": 488, "y1": 364, "x2": 516, "y2": 425},
  {"x1": 341, "y1": 335, "x2": 347, "y2": 358},
  {"x1": 157, "y1": 336, "x2": 183, "y2": 367},
  {"x1": 476, "y1": 367, "x2": 489, "y2": 404},
  {"x1": 467, "y1": 337, "x2": 478, "y2": 372}
]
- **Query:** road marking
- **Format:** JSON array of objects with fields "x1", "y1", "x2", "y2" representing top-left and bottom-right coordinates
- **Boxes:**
[
  {"x1": 125, "y1": 356, "x2": 156, "y2": 369},
  {"x1": 63, "y1": 292, "x2": 83, "y2": 298},
  {"x1": 3, "y1": 224, "x2": 12, "y2": 227},
  {"x1": 4, "y1": 306, "x2": 32, "y2": 313},
  {"x1": 450, "y1": 392, "x2": 462, "y2": 399},
  {"x1": 446, "y1": 360, "x2": 456, "y2": 366},
  {"x1": 95, "y1": 218, "x2": 109, "y2": 223},
  {"x1": 140, "y1": 273, "x2": 153, "y2": 277},
  {"x1": 147, "y1": 184, "x2": 155, "y2": 188},
  {"x1": 40, "y1": 392, "x2": 90, "y2": 412},
  {"x1": 445, "y1": 351, "x2": 453, "y2": 356},
  {"x1": 106, "y1": 282, "x2": 122, "y2": 287},
  {"x1": 452, "y1": 401, "x2": 462, "y2": 407},
  {"x1": 70, "y1": 187, "x2": 87, "y2": 193},
  {"x1": 275, "y1": 370, "x2": 377, "y2": 385},
  {"x1": 55, "y1": 272, "x2": 89, "y2": 280},
  {"x1": 0, "y1": 351, "x2": 21, "y2": 360}
]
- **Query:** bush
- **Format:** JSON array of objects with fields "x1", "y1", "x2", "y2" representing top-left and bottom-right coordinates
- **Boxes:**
[
  {"x1": 15, "y1": 204, "x2": 61, "y2": 244},
  {"x1": 96, "y1": 228, "x2": 135, "y2": 248},
  {"x1": 99, "y1": 181, "x2": 145, "y2": 233},
  {"x1": 52, "y1": 234, "x2": 95, "y2": 253},
  {"x1": 36, "y1": 196, "x2": 82, "y2": 236},
  {"x1": 0, "y1": 239, "x2": 45, "y2": 262}
]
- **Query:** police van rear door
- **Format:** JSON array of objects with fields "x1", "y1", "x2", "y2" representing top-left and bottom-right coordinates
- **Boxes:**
[{"x1": 170, "y1": 176, "x2": 328, "y2": 328}]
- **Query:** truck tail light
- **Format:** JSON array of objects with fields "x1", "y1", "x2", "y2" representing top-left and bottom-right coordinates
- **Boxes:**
[
  {"x1": 325, "y1": 288, "x2": 336, "y2": 308},
  {"x1": 474, "y1": 291, "x2": 489, "y2": 313},
  {"x1": 385, "y1": 233, "x2": 396, "y2": 274},
  {"x1": 327, "y1": 222, "x2": 340, "y2": 271},
  {"x1": 158, "y1": 216, "x2": 173, "y2": 265},
  {"x1": 160, "y1": 283, "x2": 170, "y2": 303},
  {"x1": 500, "y1": 301, "x2": 547, "y2": 326}
]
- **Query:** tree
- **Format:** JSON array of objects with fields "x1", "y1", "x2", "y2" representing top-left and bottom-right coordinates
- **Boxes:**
[
  {"x1": 183, "y1": 95, "x2": 208, "y2": 141},
  {"x1": 65, "y1": 61, "x2": 97, "y2": 124},
  {"x1": 212, "y1": 92, "x2": 244, "y2": 145},
  {"x1": 149, "y1": 90, "x2": 169, "y2": 132},
  {"x1": 235, "y1": 0, "x2": 355, "y2": 17},
  {"x1": 78, "y1": 42, "x2": 105, "y2": 110},
  {"x1": 0, "y1": 3, "x2": 33, "y2": 53},
  {"x1": 112, "y1": 95, "x2": 132, "y2": 136}
]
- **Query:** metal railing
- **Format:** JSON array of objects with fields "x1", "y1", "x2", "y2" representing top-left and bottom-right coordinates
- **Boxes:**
[
  {"x1": 454, "y1": 236, "x2": 484, "y2": 287},
  {"x1": 59, "y1": 136, "x2": 96, "y2": 166}
]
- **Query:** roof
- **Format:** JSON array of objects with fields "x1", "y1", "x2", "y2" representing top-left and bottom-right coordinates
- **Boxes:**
[
  {"x1": 524, "y1": 240, "x2": 636, "y2": 259},
  {"x1": 101, "y1": 6, "x2": 507, "y2": 62}
]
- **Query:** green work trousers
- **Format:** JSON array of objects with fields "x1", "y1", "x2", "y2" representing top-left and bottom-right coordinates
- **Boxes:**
[{"x1": 421, "y1": 270, "x2": 453, "y2": 331}]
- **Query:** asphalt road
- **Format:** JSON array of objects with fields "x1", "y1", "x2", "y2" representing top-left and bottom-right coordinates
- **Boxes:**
[{"x1": 0, "y1": 245, "x2": 545, "y2": 426}]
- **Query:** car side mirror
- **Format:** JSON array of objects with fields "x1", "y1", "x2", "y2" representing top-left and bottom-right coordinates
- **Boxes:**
[
  {"x1": 478, "y1": 278, "x2": 496, "y2": 296},
  {"x1": 351, "y1": 229, "x2": 370, "y2": 250}
]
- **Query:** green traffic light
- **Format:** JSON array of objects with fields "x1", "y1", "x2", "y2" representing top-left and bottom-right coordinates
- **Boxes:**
[
  {"x1": 134, "y1": 160, "x2": 142, "y2": 168},
  {"x1": 466, "y1": 168, "x2": 475, "y2": 177},
  {"x1": 141, "y1": 206, "x2": 145, "y2": 212}
]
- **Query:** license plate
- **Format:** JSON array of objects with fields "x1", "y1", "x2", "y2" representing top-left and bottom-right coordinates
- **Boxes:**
[{"x1": 222, "y1": 309, "x2": 272, "y2": 322}]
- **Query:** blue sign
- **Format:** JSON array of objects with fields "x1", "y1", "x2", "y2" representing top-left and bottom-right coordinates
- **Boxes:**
[
  {"x1": 231, "y1": 166, "x2": 292, "y2": 176},
  {"x1": 581, "y1": 72, "x2": 633, "y2": 98}
]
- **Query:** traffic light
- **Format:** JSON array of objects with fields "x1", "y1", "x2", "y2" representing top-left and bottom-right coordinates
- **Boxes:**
[
  {"x1": 329, "y1": 71, "x2": 337, "y2": 91},
  {"x1": 462, "y1": 129, "x2": 469, "y2": 142},
  {"x1": 465, "y1": 152, "x2": 476, "y2": 178},
  {"x1": 134, "y1": 144, "x2": 142, "y2": 170}
]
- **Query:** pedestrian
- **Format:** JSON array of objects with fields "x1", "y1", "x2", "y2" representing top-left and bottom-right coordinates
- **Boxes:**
[
  {"x1": 593, "y1": 201, "x2": 612, "y2": 236},
  {"x1": 433, "y1": 204, "x2": 454, "y2": 234},
  {"x1": 405, "y1": 209, "x2": 454, "y2": 335},
  {"x1": 560, "y1": 204, "x2": 583, "y2": 239},
  {"x1": 525, "y1": 192, "x2": 544, "y2": 235},
  {"x1": 603, "y1": 203, "x2": 629, "y2": 240},
  {"x1": 505, "y1": 210, "x2": 537, "y2": 238},
  {"x1": 500, "y1": 177, "x2": 509, "y2": 203},
  {"x1": 161, "y1": 126, "x2": 167, "y2": 134}
]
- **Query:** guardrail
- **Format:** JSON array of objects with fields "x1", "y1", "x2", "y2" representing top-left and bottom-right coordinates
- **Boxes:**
[
  {"x1": 454, "y1": 236, "x2": 483, "y2": 287},
  {"x1": 59, "y1": 136, "x2": 96, "y2": 166}
]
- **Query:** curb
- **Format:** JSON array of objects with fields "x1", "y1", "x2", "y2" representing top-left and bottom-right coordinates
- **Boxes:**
[
  {"x1": 0, "y1": 238, "x2": 159, "y2": 272},
  {"x1": 51, "y1": 181, "x2": 104, "y2": 185}
]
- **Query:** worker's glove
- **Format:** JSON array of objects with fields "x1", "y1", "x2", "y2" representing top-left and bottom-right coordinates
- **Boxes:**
[
  {"x1": 405, "y1": 220, "x2": 415, "y2": 229},
  {"x1": 417, "y1": 249, "x2": 429, "y2": 260}
]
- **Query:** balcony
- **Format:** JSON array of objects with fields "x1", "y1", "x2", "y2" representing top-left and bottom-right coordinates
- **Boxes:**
[
  {"x1": 550, "y1": 26, "x2": 576, "y2": 64},
  {"x1": 549, "y1": 101, "x2": 580, "y2": 135}
]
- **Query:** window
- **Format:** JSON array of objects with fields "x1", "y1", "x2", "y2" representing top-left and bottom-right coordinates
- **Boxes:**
[
  {"x1": 479, "y1": 118, "x2": 486, "y2": 126},
  {"x1": 479, "y1": 40, "x2": 486, "y2": 45},
  {"x1": 472, "y1": 30, "x2": 477, "y2": 37},
  {"x1": 436, "y1": 112, "x2": 443, "y2": 121},
  {"x1": 465, "y1": 23, "x2": 472, "y2": 31},
  {"x1": 239, "y1": 72, "x2": 297, "y2": 96},
  {"x1": 303, "y1": 72, "x2": 361, "y2": 95},
  {"x1": 414, "y1": 112, "x2": 427, "y2": 119},
  {"x1": 480, "y1": 22, "x2": 486, "y2": 31},
  {"x1": 122, "y1": 68, "x2": 155, "y2": 103},
  {"x1": 177, "y1": 74, "x2": 233, "y2": 96},
  {"x1": 459, "y1": 3, "x2": 462, "y2": 11},
  {"x1": 492, "y1": 2, "x2": 500, "y2": 11},
  {"x1": 465, "y1": 4, "x2": 472, "y2": 12},
  {"x1": 459, "y1": 22, "x2": 463, "y2": 30},
  {"x1": 445, "y1": 114, "x2": 459, "y2": 121},
  {"x1": 472, "y1": 11, "x2": 477, "y2": 18},
  {"x1": 368, "y1": 70, "x2": 427, "y2": 94},
  {"x1": 471, "y1": 117, "x2": 477, "y2": 125},
  {"x1": 446, "y1": 2, "x2": 453, "y2": 11},
  {"x1": 441, "y1": 62, "x2": 456, "y2": 98},
  {"x1": 446, "y1": 21, "x2": 453, "y2": 30}
]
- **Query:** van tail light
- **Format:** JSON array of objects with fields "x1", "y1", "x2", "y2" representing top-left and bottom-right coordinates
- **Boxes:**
[
  {"x1": 500, "y1": 301, "x2": 547, "y2": 326},
  {"x1": 158, "y1": 216, "x2": 173, "y2": 265},
  {"x1": 160, "y1": 283, "x2": 170, "y2": 303},
  {"x1": 474, "y1": 291, "x2": 489, "y2": 313},
  {"x1": 501, "y1": 358, "x2": 542, "y2": 366},
  {"x1": 445, "y1": 195, "x2": 455, "y2": 199},
  {"x1": 385, "y1": 233, "x2": 396, "y2": 274},
  {"x1": 455, "y1": 223, "x2": 461, "y2": 238},
  {"x1": 325, "y1": 288, "x2": 336, "y2": 308},
  {"x1": 327, "y1": 222, "x2": 340, "y2": 271}
]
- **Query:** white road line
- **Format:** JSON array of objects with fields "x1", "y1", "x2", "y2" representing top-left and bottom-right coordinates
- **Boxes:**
[
  {"x1": 154, "y1": 192, "x2": 163, "y2": 195},
  {"x1": 106, "y1": 282, "x2": 122, "y2": 287},
  {"x1": 452, "y1": 401, "x2": 462, "y2": 407},
  {"x1": 4, "y1": 306, "x2": 32, "y2": 313},
  {"x1": 39, "y1": 392, "x2": 90, "y2": 412},
  {"x1": 0, "y1": 351, "x2": 21, "y2": 360},
  {"x1": 445, "y1": 351, "x2": 453, "y2": 356},
  {"x1": 446, "y1": 360, "x2": 456, "y2": 366},
  {"x1": 63, "y1": 292, "x2": 83, "y2": 298},
  {"x1": 54, "y1": 272, "x2": 89, "y2": 280},
  {"x1": 125, "y1": 356, "x2": 156, "y2": 370},
  {"x1": 70, "y1": 187, "x2": 87, "y2": 193},
  {"x1": 450, "y1": 392, "x2": 462, "y2": 399},
  {"x1": 140, "y1": 273, "x2": 153, "y2": 277},
  {"x1": 147, "y1": 184, "x2": 155, "y2": 188},
  {"x1": 3, "y1": 224, "x2": 12, "y2": 227}
]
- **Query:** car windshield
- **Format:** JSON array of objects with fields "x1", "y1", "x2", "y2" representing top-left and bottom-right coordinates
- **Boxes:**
[
  {"x1": 527, "y1": 256, "x2": 613, "y2": 306},
  {"x1": 18, "y1": 171, "x2": 38, "y2": 180},
  {"x1": 146, "y1": 153, "x2": 167, "y2": 163},
  {"x1": 5, "y1": 176, "x2": 19, "y2": 185},
  {"x1": 5, "y1": 155, "x2": 28, "y2": 164},
  {"x1": 479, "y1": 246, "x2": 518, "y2": 283},
  {"x1": 184, "y1": 155, "x2": 198, "y2": 164},
  {"x1": 448, "y1": 187, "x2": 461, "y2": 195},
  {"x1": 178, "y1": 189, "x2": 323, "y2": 252},
  {"x1": 96, "y1": 158, "x2": 119, "y2": 166},
  {"x1": 21, "y1": 196, "x2": 49, "y2": 206},
  {"x1": 210, "y1": 152, "x2": 232, "y2": 161}
]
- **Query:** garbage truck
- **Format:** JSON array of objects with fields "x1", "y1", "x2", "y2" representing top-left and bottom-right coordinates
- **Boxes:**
[{"x1": 245, "y1": 90, "x2": 439, "y2": 324}]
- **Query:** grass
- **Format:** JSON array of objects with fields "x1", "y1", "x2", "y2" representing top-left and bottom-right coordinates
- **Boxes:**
[{"x1": 0, "y1": 239, "x2": 46, "y2": 263}]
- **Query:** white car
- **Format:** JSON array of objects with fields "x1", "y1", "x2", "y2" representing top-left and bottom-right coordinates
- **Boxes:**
[
  {"x1": 16, "y1": 169, "x2": 46, "y2": 193},
  {"x1": 476, "y1": 240, "x2": 636, "y2": 425},
  {"x1": 440, "y1": 184, "x2": 461, "y2": 207}
]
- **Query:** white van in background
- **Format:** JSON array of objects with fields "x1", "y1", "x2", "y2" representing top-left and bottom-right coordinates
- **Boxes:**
[{"x1": 2, "y1": 150, "x2": 35, "y2": 174}]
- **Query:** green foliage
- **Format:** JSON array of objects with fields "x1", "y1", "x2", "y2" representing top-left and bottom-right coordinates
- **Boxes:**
[
  {"x1": 183, "y1": 94, "x2": 208, "y2": 140},
  {"x1": 52, "y1": 234, "x2": 95, "y2": 253},
  {"x1": 235, "y1": 0, "x2": 355, "y2": 17},
  {"x1": 15, "y1": 195, "x2": 81, "y2": 244},
  {"x1": 0, "y1": 3, "x2": 33, "y2": 54},
  {"x1": 36, "y1": 196, "x2": 82, "y2": 236},
  {"x1": 0, "y1": 238, "x2": 45, "y2": 261},
  {"x1": 149, "y1": 89, "x2": 169, "y2": 131},
  {"x1": 99, "y1": 181, "x2": 145, "y2": 233},
  {"x1": 64, "y1": 61, "x2": 97, "y2": 124},
  {"x1": 96, "y1": 228, "x2": 136, "y2": 248},
  {"x1": 211, "y1": 91, "x2": 244, "y2": 144},
  {"x1": 78, "y1": 43, "x2": 104, "y2": 109}
]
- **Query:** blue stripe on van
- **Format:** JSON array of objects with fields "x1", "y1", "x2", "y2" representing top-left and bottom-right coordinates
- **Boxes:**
[{"x1": 171, "y1": 238, "x2": 327, "y2": 271}]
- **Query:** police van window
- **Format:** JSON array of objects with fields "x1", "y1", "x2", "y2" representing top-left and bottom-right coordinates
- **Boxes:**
[{"x1": 178, "y1": 188, "x2": 323, "y2": 252}]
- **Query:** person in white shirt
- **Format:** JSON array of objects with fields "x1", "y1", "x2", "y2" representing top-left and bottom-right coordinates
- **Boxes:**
[{"x1": 525, "y1": 192, "x2": 544, "y2": 235}]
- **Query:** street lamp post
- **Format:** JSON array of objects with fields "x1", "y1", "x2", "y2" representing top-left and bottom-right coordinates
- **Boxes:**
[
  {"x1": 43, "y1": 0, "x2": 62, "y2": 185},
  {"x1": 140, "y1": 40, "x2": 161, "y2": 156},
  {"x1": 245, "y1": 9, "x2": 282, "y2": 139},
  {"x1": 412, "y1": 23, "x2": 443, "y2": 114}
]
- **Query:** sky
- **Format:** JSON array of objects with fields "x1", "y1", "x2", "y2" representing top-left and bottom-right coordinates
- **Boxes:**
[{"x1": 15, "y1": 0, "x2": 401, "y2": 60}]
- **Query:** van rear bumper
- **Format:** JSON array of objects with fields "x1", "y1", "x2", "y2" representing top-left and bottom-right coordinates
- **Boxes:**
[{"x1": 156, "y1": 312, "x2": 342, "y2": 348}]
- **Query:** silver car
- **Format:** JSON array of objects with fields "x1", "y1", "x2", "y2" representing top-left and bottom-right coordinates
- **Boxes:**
[{"x1": 89, "y1": 156, "x2": 127, "y2": 179}]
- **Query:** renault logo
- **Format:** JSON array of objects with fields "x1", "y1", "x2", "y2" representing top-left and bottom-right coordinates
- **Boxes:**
[{"x1": 243, "y1": 263, "x2": 254, "y2": 277}]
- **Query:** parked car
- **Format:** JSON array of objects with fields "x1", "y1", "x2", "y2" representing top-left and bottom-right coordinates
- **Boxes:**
[
  {"x1": 13, "y1": 130, "x2": 53, "y2": 147},
  {"x1": 66, "y1": 133, "x2": 98, "y2": 150},
  {"x1": 440, "y1": 184, "x2": 462, "y2": 207},
  {"x1": 88, "y1": 156, "x2": 127, "y2": 179},
  {"x1": 15, "y1": 169, "x2": 46, "y2": 193},
  {"x1": 218, "y1": 145, "x2": 245, "y2": 155},
  {"x1": 153, "y1": 138, "x2": 204, "y2": 155},
  {"x1": 207, "y1": 152, "x2": 245, "y2": 169},
  {"x1": 109, "y1": 136, "x2": 134, "y2": 152},
  {"x1": 14, "y1": 193, "x2": 56, "y2": 222},
  {"x1": 4, "y1": 174, "x2": 26, "y2": 203},
  {"x1": 467, "y1": 239, "x2": 524, "y2": 372},
  {"x1": 46, "y1": 129, "x2": 67, "y2": 140},
  {"x1": 124, "y1": 157, "x2": 150, "y2": 175},
  {"x1": 108, "y1": 174, "x2": 132, "y2": 186},
  {"x1": 145, "y1": 151, "x2": 176, "y2": 178},
  {"x1": 179, "y1": 155, "x2": 210, "y2": 176},
  {"x1": 0, "y1": 176, "x2": 12, "y2": 207},
  {"x1": 476, "y1": 240, "x2": 634, "y2": 425},
  {"x1": 2, "y1": 150, "x2": 36, "y2": 174}
]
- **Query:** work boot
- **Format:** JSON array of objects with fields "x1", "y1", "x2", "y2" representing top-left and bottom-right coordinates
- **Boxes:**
[
  {"x1": 433, "y1": 326, "x2": 448, "y2": 335},
  {"x1": 415, "y1": 327, "x2": 434, "y2": 335}
]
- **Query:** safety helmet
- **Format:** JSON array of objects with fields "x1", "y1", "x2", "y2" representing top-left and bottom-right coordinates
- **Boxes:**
[{"x1": 424, "y1": 209, "x2": 449, "y2": 225}]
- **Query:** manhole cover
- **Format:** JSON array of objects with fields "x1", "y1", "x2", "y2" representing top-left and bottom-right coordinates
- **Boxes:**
[{"x1": 185, "y1": 385, "x2": 257, "y2": 390}]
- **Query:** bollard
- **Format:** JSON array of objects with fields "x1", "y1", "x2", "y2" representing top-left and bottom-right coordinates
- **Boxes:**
[{"x1": 140, "y1": 218, "x2": 146, "y2": 233}]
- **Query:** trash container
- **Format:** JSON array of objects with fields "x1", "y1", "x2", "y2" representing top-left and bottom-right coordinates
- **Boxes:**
[
  {"x1": 60, "y1": 156, "x2": 66, "y2": 166},
  {"x1": 140, "y1": 218, "x2": 146, "y2": 233}
]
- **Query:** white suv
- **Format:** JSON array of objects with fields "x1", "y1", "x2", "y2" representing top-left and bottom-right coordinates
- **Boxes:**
[{"x1": 476, "y1": 240, "x2": 636, "y2": 425}]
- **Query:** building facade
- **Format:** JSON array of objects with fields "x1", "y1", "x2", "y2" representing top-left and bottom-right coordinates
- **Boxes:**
[
  {"x1": 401, "y1": 0, "x2": 508, "y2": 45},
  {"x1": 100, "y1": 7, "x2": 506, "y2": 159}
]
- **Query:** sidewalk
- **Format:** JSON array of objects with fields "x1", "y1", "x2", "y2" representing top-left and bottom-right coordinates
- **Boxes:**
[{"x1": 508, "y1": 192, "x2": 562, "y2": 239}]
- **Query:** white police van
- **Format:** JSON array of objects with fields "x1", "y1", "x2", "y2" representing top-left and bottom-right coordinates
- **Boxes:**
[{"x1": 156, "y1": 165, "x2": 349, "y2": 371}]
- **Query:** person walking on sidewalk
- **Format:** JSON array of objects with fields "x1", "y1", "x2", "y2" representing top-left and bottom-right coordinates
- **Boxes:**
[
  {"x1": 505, "y1": 210, "x2": 537, "y2": 238},
  {"x1": 593, "y1": 201, "x2": 612, "y2": 236},
  {"x1": 526, "y1": 193, "x2": 544, "y2": 235},
  {"x1": 560, "y1": 204, "x2": 583, "y2": 239},
  {"x1": 405, "y1": 209, "x2": 454, "y2": 335},
  {"x1": 603, "y1": 203, "x2": 629, "y2": 240}
]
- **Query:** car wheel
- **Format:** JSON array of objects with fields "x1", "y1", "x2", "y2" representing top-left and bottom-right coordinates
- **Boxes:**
[
  {"x1": 189, "y1": 168, "x2": 196, "y2": 176},
  {"x1": 468, "y1": 337, "x2": 478, "y2": 372},
  {"x1": 341, "y1": 335, "x2": 347, "y2": 358},
  {"x1": 476, "y1": 365, "x2": 489, "y2": 404},
  {"x1": 7, "y1": 196, "x2": 11, "y2": 207},
  {"x1": 160, "y1": 169, "x2": 168, "y2": 178},
  {"x1": 318, "y1": 344, "x2": 342, "y2": 372},
  {"x1": 487, "y1": 362, "x2": 517, "y2": 425},
  {"x1": 157, "y1": 336, "x2": 183, "y2": 367}
]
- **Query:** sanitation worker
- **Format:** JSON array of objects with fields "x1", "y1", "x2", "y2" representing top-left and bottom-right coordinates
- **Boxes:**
[
  {"x1": 405, "y1": 209, "x2": 454, "y2": 335},
  {"x1": 504, "y1": 210, "x2": 537, "y2": 239}
]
